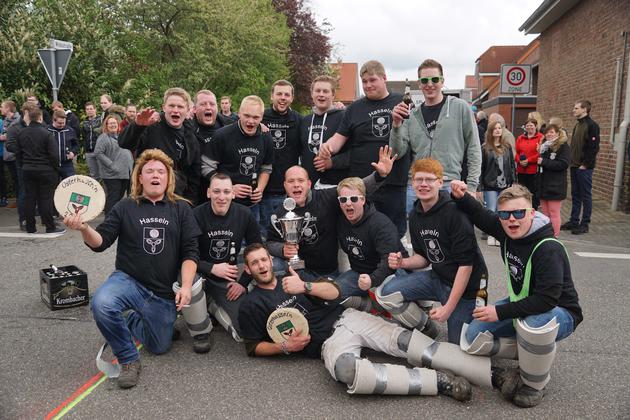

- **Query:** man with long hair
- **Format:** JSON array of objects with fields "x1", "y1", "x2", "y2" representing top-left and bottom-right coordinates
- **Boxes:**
[{"x1": 64, "y1": 149, "x2": 201, "y2": 389}]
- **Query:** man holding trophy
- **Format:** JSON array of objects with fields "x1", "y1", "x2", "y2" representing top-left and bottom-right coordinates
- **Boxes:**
[{"x1": 266, "y1": 146, "x2": 397, "y2": 281}]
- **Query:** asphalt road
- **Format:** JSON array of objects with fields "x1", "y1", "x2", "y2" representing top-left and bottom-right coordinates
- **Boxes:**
[{"x1": 0, "y1": 212, "x2": 629, "y2": 419}]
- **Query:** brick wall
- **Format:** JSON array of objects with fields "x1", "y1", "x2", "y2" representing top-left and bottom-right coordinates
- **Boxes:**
[{"x1": 536, "y1": 0, "x2": 630, "y2": 212}]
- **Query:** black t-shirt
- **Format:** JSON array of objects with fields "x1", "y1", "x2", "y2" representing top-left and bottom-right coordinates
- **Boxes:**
[
  {"x1": 300, "y1": 109, "x2": 347, "y2": 185},
  {"x1": 207, "y1": 123, "x2": 274, "y2": 206},
  {"x1": 193, "y1": 201, "x2": 261, "y2": 286},
  {"x1": 263, "y1": 108, "x2": 302, "y2": 194},
  {"x1": 420, "y1": 97, "x2": 446, "y2": 138},
  {"x1": 238, "y1": 280, "x2": 344, "y2": 358},
  {"x1": 90, "y1": 197, "x2": 201, "y2": 299},
  {"x1": 267, "y1": 188, "x2": 340, "y2": 273},
  {"x1": 337, "y1": 93, "x2": 410, "y2": 186}
]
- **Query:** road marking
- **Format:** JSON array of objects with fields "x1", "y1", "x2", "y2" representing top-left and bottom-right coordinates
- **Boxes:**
[
  {"x1": 0, "y1": 232, "x2": 64, "y2": 239},
  {"x1": 574, "y1": 252, "x2": 630, "y2": 260}
]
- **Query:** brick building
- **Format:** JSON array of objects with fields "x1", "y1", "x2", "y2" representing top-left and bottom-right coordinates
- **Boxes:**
[{"x1": 520, "y1": 0, "x2": 630, "y2": 212}]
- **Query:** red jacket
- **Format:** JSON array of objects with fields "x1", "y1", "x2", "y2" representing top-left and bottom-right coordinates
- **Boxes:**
[{"x1": 515, "y1": 133, "x2": 543, "y2": 174}]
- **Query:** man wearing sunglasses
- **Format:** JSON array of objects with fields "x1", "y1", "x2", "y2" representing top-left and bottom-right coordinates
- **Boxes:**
[
  {"x1": 335, "y1": 176, "x2": 405, "y2": 299},
  {"x1": 389, "y1": 59, "x2": 481, "y2": 194},
  {"x1": 450, "y1": 181, "x2": 582, "y2": 408},
  {"x1": 376, "y1": 158, "x2": 487, "y2": 345}
]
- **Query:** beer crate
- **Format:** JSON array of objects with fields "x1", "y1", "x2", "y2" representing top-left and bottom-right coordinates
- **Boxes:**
[{"x1": 39, "y1": 265, "x2": 89, "y2": 310}]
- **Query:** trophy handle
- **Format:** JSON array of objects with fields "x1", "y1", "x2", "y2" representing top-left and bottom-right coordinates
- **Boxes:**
[{"x1": 270, "y1": 214, "x2": 283, "y2": 237}]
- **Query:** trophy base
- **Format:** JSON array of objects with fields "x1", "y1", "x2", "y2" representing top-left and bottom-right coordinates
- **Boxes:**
[{"x1": 288, "y1": 257, "x2": 305, "y2": 270}]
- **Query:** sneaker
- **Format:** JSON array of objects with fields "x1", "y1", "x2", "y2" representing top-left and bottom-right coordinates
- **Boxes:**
[
  {"x1": 118, "y1": 360, "x2": 141, "y2": 389},
  {"x1": 192, "y1": 333, "x2": 213, "y2": 354},
  {"x1": 0, "y1": 198, "x2": 7, "y2": 207},
  {"x1": 46, "y1": 227, "x2": 66, "y2": 234},
  {"x1": 513, "y1": 381, "x2": 546, "y2": 408},
  {"x1": 436, "y1": 370, "x2": 472, "y2": 402},
  {"x1": 19, "y1": 221, "x2": 26, "y2": 231},
  {"x1": 560, "y1": 221, "x2": 577, "y2": 231},
  {"x1": 7, "y1": 202, "x2": 17, "y2": 208},
  {"x1": 571, "y1": 225, "x2": 589, "y2": 235}
]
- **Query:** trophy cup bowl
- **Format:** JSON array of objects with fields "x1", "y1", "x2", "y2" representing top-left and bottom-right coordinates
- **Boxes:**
[{"x1": 270, "y1": 198, "x2": 310, "y2": 270}]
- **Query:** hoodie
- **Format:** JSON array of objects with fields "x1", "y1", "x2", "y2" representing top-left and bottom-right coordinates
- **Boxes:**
[
  {"x1": 453, "y1": 193, "x2": 583, "y2": 328},
  {"x1": 389, "y1": 95, "x2": 481, "y2": 191},
  {"x1": 300, "y1": 107, "x2": 347, "y2": 185},
  {"x1": 337, "y1": 202, "x2": 402, "y2": 287},
  {"x1": 47, "y1": 124, "x2": 79, "y2": 166},
  {"x1": 409, "y1": 190, "x2": 485, "y2": 299}
]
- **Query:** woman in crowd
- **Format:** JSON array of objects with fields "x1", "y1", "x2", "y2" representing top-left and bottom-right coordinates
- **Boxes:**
[
  {"x1": 528, "y1": 111, "x2": 546, "y2": 134},
  {"x1": 515, "y1": 118, "x2": 543, "y2": 209},
  {"x1": 480, "y1": 120, "x2": 516, "y2": 246},
  {"x1": 537, "y1": 123, "x2": 571, "y2": 237},
  {"x1": 94, "y1": 115, "x2": 133, "y2": 214}
]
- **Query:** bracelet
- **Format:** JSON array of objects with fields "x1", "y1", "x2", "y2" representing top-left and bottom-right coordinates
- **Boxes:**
[{"x1": 280, "y1": 341, "x2": 290, "y2": 355}]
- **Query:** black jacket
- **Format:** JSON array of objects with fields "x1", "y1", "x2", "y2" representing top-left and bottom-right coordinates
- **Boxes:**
[
  {"x1": 47, "y1": 125, "x2": 79, "y2": 166},
  {"x1": 80, "y1": 116, "x2": 102, "y2": 153},
  {"x1": 119, "y1": 117, "x2": 201, "y2": 204},
  {"x1": 570, "y1": 115, "x2": 599, "y2": 169},
  {"x1": 453, "y1": 193, "x2": 583, "y2": 328},
  {"x1": 481, "y1": 145, "x2": 516, "y2": 191},
  {"x1": 539, "y1": 142, "x2": 570, "y2": 200},
  {"x1": 15, "y1": 122, "x2": 60, "y2": 172}
]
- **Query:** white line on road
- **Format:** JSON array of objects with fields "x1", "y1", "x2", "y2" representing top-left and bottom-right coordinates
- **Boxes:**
[
  {"x1": 0, "y1": 232, "x2": 64, "y2": 239},
  {"x1": 574, "y1": 252, "x2": 630, "y2": 260}
]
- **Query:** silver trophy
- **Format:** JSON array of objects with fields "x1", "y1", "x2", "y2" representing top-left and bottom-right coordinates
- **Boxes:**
[{"x1": 270, "y1": 198, "x2": 312, "y2": 270}]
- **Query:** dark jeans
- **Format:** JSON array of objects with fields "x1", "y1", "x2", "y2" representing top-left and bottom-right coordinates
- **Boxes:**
[
  {"x1": 371, "y1": 185, "x2": 407, "y2": 238},
  {"x1": 23, "y1": 169, "x2": 58, "y2": 232},
  {"x1": 570, "y1": 167, "x2": 593, "y2": 226},
  {"x1": 517, "y1": 173, "x2": 539, "y2": 209},
  {"x1": 103, "y1": 178, "x2": 129, "y2": 214},
  {"x1": 58, "y1": 162, "x2": 75, "y2": 179},
  {"x1": 15, "y1": 164, "x2": 25, "y2": 222}
]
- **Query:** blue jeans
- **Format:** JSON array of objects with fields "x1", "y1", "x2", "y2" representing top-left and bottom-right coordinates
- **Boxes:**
[
  {"x1": 260, "y1": 193, "x2": 285, "y2": 239},
  {"x1": 91, "y1": 271, "x2": 177, "y2": 364},
  {"x1": 570, "y1": 167, "x2": 593, "y2": 226},
  {"x1": 372, "y1": 185, "x2": 406, "y2": 238},
  {"x1": 465, "y1": 297, "x2": 575, "y2": 343},
  {"x1": 272, "y1": 257, "x2": 339, "y2": 281},
  {"x1": 483, "y1": 190, "x2": 499, "y2": 212},
  {"x1": 380, "y1": 270, "x2": 475, "y2": 344},
  {"x1": 336, "y1": 270, "x2": 364, "y2": 298}
]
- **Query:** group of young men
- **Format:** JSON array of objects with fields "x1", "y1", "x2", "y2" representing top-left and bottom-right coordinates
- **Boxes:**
[{"x1": 59, "y1": 58, "x2": 581, "y2": 409}]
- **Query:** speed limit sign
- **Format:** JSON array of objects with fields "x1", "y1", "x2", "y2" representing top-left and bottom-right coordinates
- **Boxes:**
[{"x1": 500, "y1": 64, "x2": 531, "y2": 94}]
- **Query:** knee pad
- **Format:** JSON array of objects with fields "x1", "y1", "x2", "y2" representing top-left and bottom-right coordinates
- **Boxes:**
[
  {"x1": 460, "y1": 323, "x2": 517, "y2": 359},
  {"x1": 516, "y1": 317, "x2": 559, "y2": 391},
  {"x1": 334, "y1": 353, "x2": 358, "y2": 385},
  {"x1": 375, "y1": 286, "x2": 428, "y2": 330},
  {"x1": 172, "y1": 276, "x2": 212, "y2": 337},
  {"x1": 407, "y1": 329, "x2": 492, "y2": 388},
  {"x1": 347, "y1": 358, "x2": 437, "y2": 396}
]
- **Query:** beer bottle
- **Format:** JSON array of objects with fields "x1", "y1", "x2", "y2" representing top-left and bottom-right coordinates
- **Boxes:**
[
  {"x1": 251, "y1": 172, "x2": 258, "y2": 190},
  {"x1": 476, "y1": 275, "x2": 488, "y2": 307},
  {"x1": 228, "y1": 241, "x2": 237, "y2": 265},
  {"x1": 402, "y1": 78, "x2": 414, "y2": 119}
]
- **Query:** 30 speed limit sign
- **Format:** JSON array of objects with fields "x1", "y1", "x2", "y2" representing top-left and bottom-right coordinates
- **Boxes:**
[{"x1": 500, "y1": 64, "x2": 532, "y2": 94}]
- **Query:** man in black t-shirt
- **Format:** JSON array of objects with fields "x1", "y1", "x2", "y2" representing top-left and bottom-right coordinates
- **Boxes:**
[
  {"x1": 203, "y1": 95, "x2": 274, "y2": 225},
  {"x1": 184, "y1": 173, "x2": 262, "y2": 353},
  {"x1": 260, "y1": 80, "x2": 302, "y2": 237},
  {"x1": 320, "y1": 60, "x2": 411, "y2": 238},
  {"x1": 237, "y1": 243, "x2": 483, "y2": 401}
]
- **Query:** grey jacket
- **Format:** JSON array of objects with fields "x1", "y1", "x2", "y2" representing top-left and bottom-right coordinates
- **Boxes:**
[
  {"x1": 94, "y1": 133, "x2": 133, "y2": 179},
  {"x1": 389, "y1": 95, "x2": 481, "y2": 191}
]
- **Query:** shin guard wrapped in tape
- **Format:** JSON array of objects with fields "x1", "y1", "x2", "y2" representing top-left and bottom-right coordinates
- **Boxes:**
[
  {"x1": 516, "y1": 317, "x2": 559, "y2": 391},
  {"x1": 460, "y1": 324, "x2": 517, "y2": 359},
  {"x1": 348, "y1": 358, "x2": 437, "y2": 396},
  {"x1": 172, "y1": 276, "x2": 212, "y2": 337},
  {"x1": 375, "y1": 285, "x2": 429, "y2": 329},
  {"x1": 407, "y1": 329, "x2": 492, "y2": 388},
  {"x1": 208, "y1": 300, "x2": 242, "y2": 342}
]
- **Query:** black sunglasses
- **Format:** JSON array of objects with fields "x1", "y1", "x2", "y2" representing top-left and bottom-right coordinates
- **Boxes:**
[
  {"x1": 419, "y1": 76, "x2": 444, "y2": 85},
  {"x1": 337, "y1": 195, "x2": 363, "y2": 204},
  {"x1": 497, "y1": 208, "x2": 532, "y2": 220}
]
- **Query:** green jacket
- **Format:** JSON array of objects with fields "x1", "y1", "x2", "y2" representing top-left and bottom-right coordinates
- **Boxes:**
[{"x1": 389, "y1": 96, "x2": 481, "y2": 191}]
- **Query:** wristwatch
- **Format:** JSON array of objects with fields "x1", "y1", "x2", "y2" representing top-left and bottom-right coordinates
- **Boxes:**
[{"x1": 303, "y1": 282, "x2": 313, "y2": 294}]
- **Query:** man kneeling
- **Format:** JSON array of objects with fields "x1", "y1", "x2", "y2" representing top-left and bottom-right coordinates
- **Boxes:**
[
  {"x1": 451, "y1": 181, "x2": 583, "y2": 408},
  {"x1": 237, "y1": 244, "x2": 505, "y2": 401}
]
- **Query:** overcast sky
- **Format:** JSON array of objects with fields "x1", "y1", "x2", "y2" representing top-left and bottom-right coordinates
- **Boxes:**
[{"x1": 309, "y1": 0, "x2": 542, "y2": 90}]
